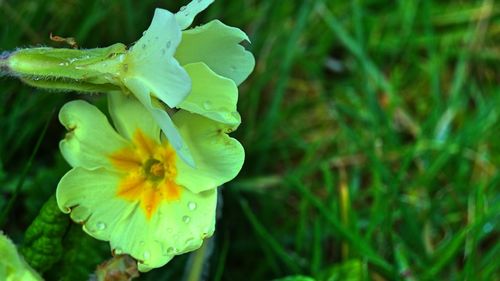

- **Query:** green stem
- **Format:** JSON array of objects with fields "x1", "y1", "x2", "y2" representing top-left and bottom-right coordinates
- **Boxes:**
[
  {"x1": 0, "y1": 108, "x2": 54, "y2": 228},
  {"x1": 184, "y1": 239, "x2": 213, "y2": 281}
]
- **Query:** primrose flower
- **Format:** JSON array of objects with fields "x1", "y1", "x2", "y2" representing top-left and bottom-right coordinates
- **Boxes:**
[
  {"x1": 0, "y1": 232, "x2": 43, "y2": 281},
  {"x1": 119, "y1": 0, "x2": 254, "y2": 164},
  {"x1": 56, "y1": 93, "x2": 244, "y2": 271},
  {"x1": 5, "y1": 0, "x2": 254, "y2": 167}
]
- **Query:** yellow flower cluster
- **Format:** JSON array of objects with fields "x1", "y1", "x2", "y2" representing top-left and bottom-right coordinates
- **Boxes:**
[{"x1": 55, "y1": 0, "x2": 254, "y2": 272}]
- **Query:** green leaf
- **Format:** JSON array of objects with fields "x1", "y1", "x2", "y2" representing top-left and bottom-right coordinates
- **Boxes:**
[{"x1": 20, "y1": 195, "x2": 69, "y2": 273}]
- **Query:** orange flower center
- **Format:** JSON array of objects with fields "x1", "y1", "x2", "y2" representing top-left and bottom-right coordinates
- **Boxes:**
[{"x1": 108, "y1": 129, "x2": 181, "y2": 219}]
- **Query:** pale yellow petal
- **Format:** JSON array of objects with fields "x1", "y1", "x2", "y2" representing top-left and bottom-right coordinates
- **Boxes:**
[
  {"x1": 176, "y1": 20, "x2": 255, "y2": 85},
  {"x1": 59, "y1": 100, "x2": 130, "y2": 170},
  {"x1": 179, "y1": 62, "x2": 240, "y2": 125},
  {"x1": 173, "y1": 111, "x2": 244, "y2": 193}
]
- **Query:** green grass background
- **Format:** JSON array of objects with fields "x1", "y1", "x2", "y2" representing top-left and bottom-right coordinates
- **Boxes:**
[{"x1": 0, "y1": 0, "x2": 499, "y2": 280}]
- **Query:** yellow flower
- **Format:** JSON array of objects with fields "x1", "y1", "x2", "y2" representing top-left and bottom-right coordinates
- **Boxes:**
[
  {"x1": 57, "y1": 93, "x2": 244, "y2": 271},
  {"x1": 5, "y1": 0, "x2": 254, "y2": 168},
  {"x1": 120, "y1": 0, "x2": 255, "y2": 164}
]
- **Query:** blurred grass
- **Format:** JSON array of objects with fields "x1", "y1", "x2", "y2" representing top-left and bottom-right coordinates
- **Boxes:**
[{"x1": 0, "y1": 0, "x2": 499, "y2": 280}]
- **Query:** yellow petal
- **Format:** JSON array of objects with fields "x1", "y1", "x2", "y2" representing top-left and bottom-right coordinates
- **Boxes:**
[
  {"x1": 175, "y1": 0, "x2": 214, "y2": 30},
  {"x1": 59, "y1": 100, "x2": 130, "y2": 170},
  {"x1": 56, "y1": 167, "x2": 217, "y2": 272},
  {"x1": 176, "y1": 20, "x2": 255, "y2": 85},
  {"x1": 173, "y1": 111, "x2": 244, "y2": 193},
  {"x1": 124, "y1": 77, "x2": 195, "y2": 167},
  {"x1": 179, "y1": 62, "x2": 240, "y2": 126},
  {"x1": 108, "y1": 92, "x2": 160, "y2": 143},
  {"x1": 125, "y1": 8, "x2": 191, "y2": 108}
]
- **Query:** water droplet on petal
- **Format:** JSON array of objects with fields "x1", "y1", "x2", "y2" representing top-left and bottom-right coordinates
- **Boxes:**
[
  {"x1": 139, "y1": 241, "x2": 146, "y2": 247},
  {"x1": 180, "y1": 6, "x2": 186, "y2": 11},
  {"x1": 166, "y1": 40, "x2": 171, "y2": 49},
  {"x1": 96, "y1": 222, "x2": 106, "y2": 230},
  {"x1": 166, "y1": 247, "x2": 175, "y2": 254},
  {"x1": 143, "y1": 251, "x2": 151, "y2": 260},
  {"x1": 142, "y1": 44, "x2": 146, "y2": 50},
  {"x1": 203, "y1": 101, "x2": 212, "y2": 110},
  {"x1": 187, "y1": 202, "x2": 197, "y2": 211},
  {"x1": 182, "y1": 215, "x2": 191, "y2": 223},
  {"x1": 113, "y1": 247, "x2": 123, "y2": 255},
  {"x1": 230, "y1": 65, "x2": 237, "y2": 71},
  {"x1": 161, "y1": 49, "x2": 166, "y2": 55},
  {"x1": 184, "y1": 238, "x2": 195, "y2": 247}
]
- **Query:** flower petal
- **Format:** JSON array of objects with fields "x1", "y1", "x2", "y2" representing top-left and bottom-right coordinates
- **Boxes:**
[
  {"x1": 175, "y1": 20, "x2": 255, "y2": 85},
  {"x1": 108, "y1": 92, "x2": 160, "y2": 142},
  {"x1": 173, "y1": 111, "x2": 244, "y2": 193},
  {"x1": 125, "y1": 8, "x2": 191, "y2": 108},
  {"x1": 56, "y1": 167, "x2": 217, "y2": 272},
  {"x1": 133, "y1": 187, "x2": 217, "y2": 272},
  {"x1": 179, "y1": 62, "x2": 240, "y2": 125},
  {"x1": 174, "y1": 0, "x2": 214, "y2": 30},
  {"x1": 124, "y1": 77, "x2": 195, "y2": 167},
  {"x1": 59, "y1": 100, "x2": 130, "y2": 170}
]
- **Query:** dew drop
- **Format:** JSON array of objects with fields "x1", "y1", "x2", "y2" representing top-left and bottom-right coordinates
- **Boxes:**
[
  {"x1": 139, "y1": 241, "x2": 146, "y2": 247},
  {"x1": 166, "y1": 247, "x2": 175, "y2": 254},
  {"x1": 142, "y1": 44, "x2": 146, "y2": 50},
  {"x1": 143, "y1": 31, "x2": 147, "y2": 35},
  {"x1": 161, "y1": 48, "x2": 166, "y2": 55},
  {"x1": 230, "y1": 65, "x2": 237, "y2": 71},
  {"x1": 185, "y1": 13, "x2": 189, "y2": 17},
  {"x1": 184, "y1": 238, "x2": 195, "y2": 247},
  {"x1": 143, "y1": 251, "x2": 151, "y2": 260},
  {"x1": 113, "y1": 247, "x2": 123, "y2": 255},
  {"x1": 187, "y1": 201, "x2": 197, "y2": 211},
  {"x1": 182, "y1": 215, "x2": 191, "y2": 223},
  {"x1": 180, "y1": 6, "x2": 186, "y2": 11},
  {"x1": 203, "y1": 101, "x2": 212, "y2": 110},
  {"x1": 166, "y1": 40, "x2": 171, "y2": 49},
  {"x1": 96, "y1": 222, "x2": 106, "y2": 230}
]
